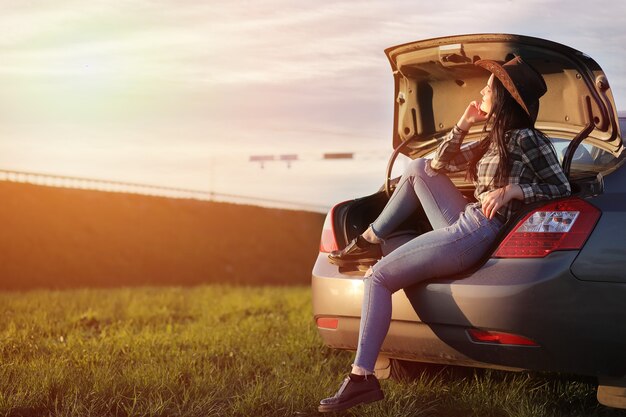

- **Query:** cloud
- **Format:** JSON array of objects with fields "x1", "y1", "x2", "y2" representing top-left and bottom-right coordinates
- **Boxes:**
[{"x1": 0, "y1": 0, "x2": 624, "y2": 199}]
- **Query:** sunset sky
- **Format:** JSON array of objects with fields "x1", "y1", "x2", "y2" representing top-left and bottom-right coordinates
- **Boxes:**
[{"x1": 0, "y1": 0, "x2": 624, "y2": 210}]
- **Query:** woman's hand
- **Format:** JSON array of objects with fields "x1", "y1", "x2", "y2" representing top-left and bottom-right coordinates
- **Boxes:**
[
  {"x1": 481, "y1": 185, "x2": 523, "y2": 219},
  {"x1": 457, "y1": 100, "x2": 489, "y2": 132}
]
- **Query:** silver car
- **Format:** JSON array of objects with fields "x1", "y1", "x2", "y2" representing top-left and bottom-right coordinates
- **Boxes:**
[{"x1": 312, "y1": 34, "x2": 626, "y2": 409}]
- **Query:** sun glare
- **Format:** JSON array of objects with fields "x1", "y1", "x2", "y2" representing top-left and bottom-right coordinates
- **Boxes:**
[
  {"x1": 6, "y1": 44, "x2": 165, "y2": 126},
  {"x1": 61, "y1": 53, "x2": 131, "y2": 94}
]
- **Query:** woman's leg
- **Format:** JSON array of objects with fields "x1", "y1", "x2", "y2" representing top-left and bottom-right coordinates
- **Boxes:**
[
  {"x1": 330, "y1": 158, "x2": 464, "y2": 266},
  {"x1": 354, "y1": 205, "x2": 502, "y2": 372},
  {"x1": 369, "y1": 158, "x2": 468, "y2": 241},
  {"x1": 352, "y1": 158, "x2": 469, "y2": 373}
]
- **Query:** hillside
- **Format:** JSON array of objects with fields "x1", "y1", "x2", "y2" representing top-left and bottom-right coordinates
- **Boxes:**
[{"x1": 0, "y1": 181, "x2": 325, "y2": 290}]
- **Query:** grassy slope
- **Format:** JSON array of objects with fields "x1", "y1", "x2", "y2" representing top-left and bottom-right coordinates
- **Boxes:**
[
  {"x1": 0, "y1": 182, "x2": 324, "y2": 289},
  {"x1": 0, "y1": 285, "x2": 623, "y2": 417}
]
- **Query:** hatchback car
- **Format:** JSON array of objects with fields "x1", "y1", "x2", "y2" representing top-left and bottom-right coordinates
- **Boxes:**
[{"x1": 312, "y1": 34, "x2": 626, "y2": 408}]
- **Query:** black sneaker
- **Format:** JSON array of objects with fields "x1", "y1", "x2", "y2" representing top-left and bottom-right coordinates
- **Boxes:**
[
  {"x1": 318, "y1": 374, "x2": 384, "y2": 413},
  {"x1": 328, "y1": 235, "x2": 382, "y2": 267}
]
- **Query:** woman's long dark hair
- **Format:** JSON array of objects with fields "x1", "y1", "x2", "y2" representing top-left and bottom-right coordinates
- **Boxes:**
[{"x1": 466, "y1": 77, "x2": 538, "y2": 185}]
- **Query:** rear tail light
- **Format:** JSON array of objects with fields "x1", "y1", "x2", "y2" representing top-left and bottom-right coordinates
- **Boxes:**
[
  {"x1": 319, "y1": 206, "x2": 339, "y2": 253},
  {"x1": 493, "y1": 197, "x2": 600, "y2": 258},
  {"x1": 316, "y1": 317, "x2": 339, "y2": 330},
  {"x1": 467, "y1": 329, "x2": 539, "y2": 346}
]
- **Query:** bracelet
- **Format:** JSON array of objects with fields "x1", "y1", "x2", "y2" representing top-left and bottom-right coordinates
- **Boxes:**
[{"x1": 454, "y1": 124, "x2": 468, "y2": 135}]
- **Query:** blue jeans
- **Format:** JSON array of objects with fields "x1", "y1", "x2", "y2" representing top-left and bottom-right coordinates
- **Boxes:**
[{"x1": 353, "y1": 158, "x2": 503, "y2": 372}]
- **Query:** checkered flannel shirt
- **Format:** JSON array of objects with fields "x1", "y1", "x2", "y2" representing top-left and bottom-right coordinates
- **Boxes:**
[{"x1": 430, "y1": 125, "x2": 571, "y2": 222}]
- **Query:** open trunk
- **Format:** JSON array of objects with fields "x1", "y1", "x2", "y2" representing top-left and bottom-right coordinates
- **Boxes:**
[{"x1": 336, "y1": 34, "x2": 622, "y2": 257}]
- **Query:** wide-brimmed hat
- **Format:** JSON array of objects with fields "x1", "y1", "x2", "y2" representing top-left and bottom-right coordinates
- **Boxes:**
[{"x1": 475, "y1": 56, "x2": 547, "y2": 120}]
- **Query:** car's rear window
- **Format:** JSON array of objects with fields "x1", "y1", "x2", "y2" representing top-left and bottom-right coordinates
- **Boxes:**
[
  {"x1": 550, "y1": 138, "x2": 618, "y2": 174},
  {"x1": 554, "y1": 117, "x2": 624, "y2": 174}
]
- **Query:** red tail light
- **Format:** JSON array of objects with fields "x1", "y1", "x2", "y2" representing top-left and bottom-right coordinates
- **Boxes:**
[
  {"x1": 316, "y1": 317, "x2": 339, "y2": 330},
  {"x1": 493, "y1": 197, "x2": 600, "y2": 258},
  {"x1": 467, "y1": 329, "x2": 539, "y2": 346},
  {"x1": 319, "y1": 206, "x2": 339, "y2": 253}
]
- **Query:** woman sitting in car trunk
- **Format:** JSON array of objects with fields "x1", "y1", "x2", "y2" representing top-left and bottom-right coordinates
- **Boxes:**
[{"x1": 319, "y1": 56, "x2": 571, "y2": 413}]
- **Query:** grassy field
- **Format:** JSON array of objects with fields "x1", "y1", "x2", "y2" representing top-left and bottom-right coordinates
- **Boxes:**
[{"x1": 0, "y1": 285, "x2": 624, "y2": 417}]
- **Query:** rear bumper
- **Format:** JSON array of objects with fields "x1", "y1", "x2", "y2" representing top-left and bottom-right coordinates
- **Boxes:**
[{"x1": 312, "y1": 251, "x2": 626, "y2": 377}]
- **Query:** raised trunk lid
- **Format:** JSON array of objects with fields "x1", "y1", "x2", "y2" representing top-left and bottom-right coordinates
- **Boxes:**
[{"x1": 385, "y1": 34, "x2": 622, "y2": 157}]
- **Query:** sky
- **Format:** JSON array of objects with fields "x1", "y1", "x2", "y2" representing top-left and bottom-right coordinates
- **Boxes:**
[{"x1": 0, "y1": 0, "x2": 624, "y2": 211}]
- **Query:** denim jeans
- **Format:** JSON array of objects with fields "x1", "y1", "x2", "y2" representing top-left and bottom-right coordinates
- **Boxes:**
[{"x1": 353, "y1": 158, "x2": 503, "y2": 372}]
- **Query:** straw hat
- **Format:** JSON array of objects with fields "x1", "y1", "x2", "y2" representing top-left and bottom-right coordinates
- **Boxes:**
[{"x1": 475, "y1": 56, "x2": 547, "y2": 120}]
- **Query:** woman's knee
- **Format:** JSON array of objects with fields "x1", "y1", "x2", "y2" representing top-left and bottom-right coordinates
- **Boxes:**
[
  {"x1": 406, "y1": 158, "x2": 435, "y2": 179},
  {"x1": 368, "y1": 266, "x2": 398, "y2": 294}
]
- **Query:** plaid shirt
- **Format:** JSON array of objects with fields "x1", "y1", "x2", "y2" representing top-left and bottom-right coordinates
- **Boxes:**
[{"x1": 430, "y1": 125, "x2": 571, "y2": 222}]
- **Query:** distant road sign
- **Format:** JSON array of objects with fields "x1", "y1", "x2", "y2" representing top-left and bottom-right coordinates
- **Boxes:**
[
  {"x1": 279, "y1": 154, "x2": 298, "y2": 168},
  {"x1": 249, "y1": 155, "x2": 275, "y2": 162},
  {"x1": 250, "y1": 155, "x2": 275, "y2": 169},
  {"x1": 323, "y1": 152, "x2": 353, "y2": 160},
  {"x1": 249, "y1": 152, "x2": 359, "y2": 167}
]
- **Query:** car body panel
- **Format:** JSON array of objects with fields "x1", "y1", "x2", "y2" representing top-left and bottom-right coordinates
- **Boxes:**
[
  {"x1": 385, "y1": 34, "x2": 621, "y2": 157},
  {"x1": 570, "y1": 164, "x2": 626, "y2": 283}
]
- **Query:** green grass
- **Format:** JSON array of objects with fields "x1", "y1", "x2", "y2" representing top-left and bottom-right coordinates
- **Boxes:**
[{"x1": 0, "y1": 285, "x2": 624, "y2": 417}]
